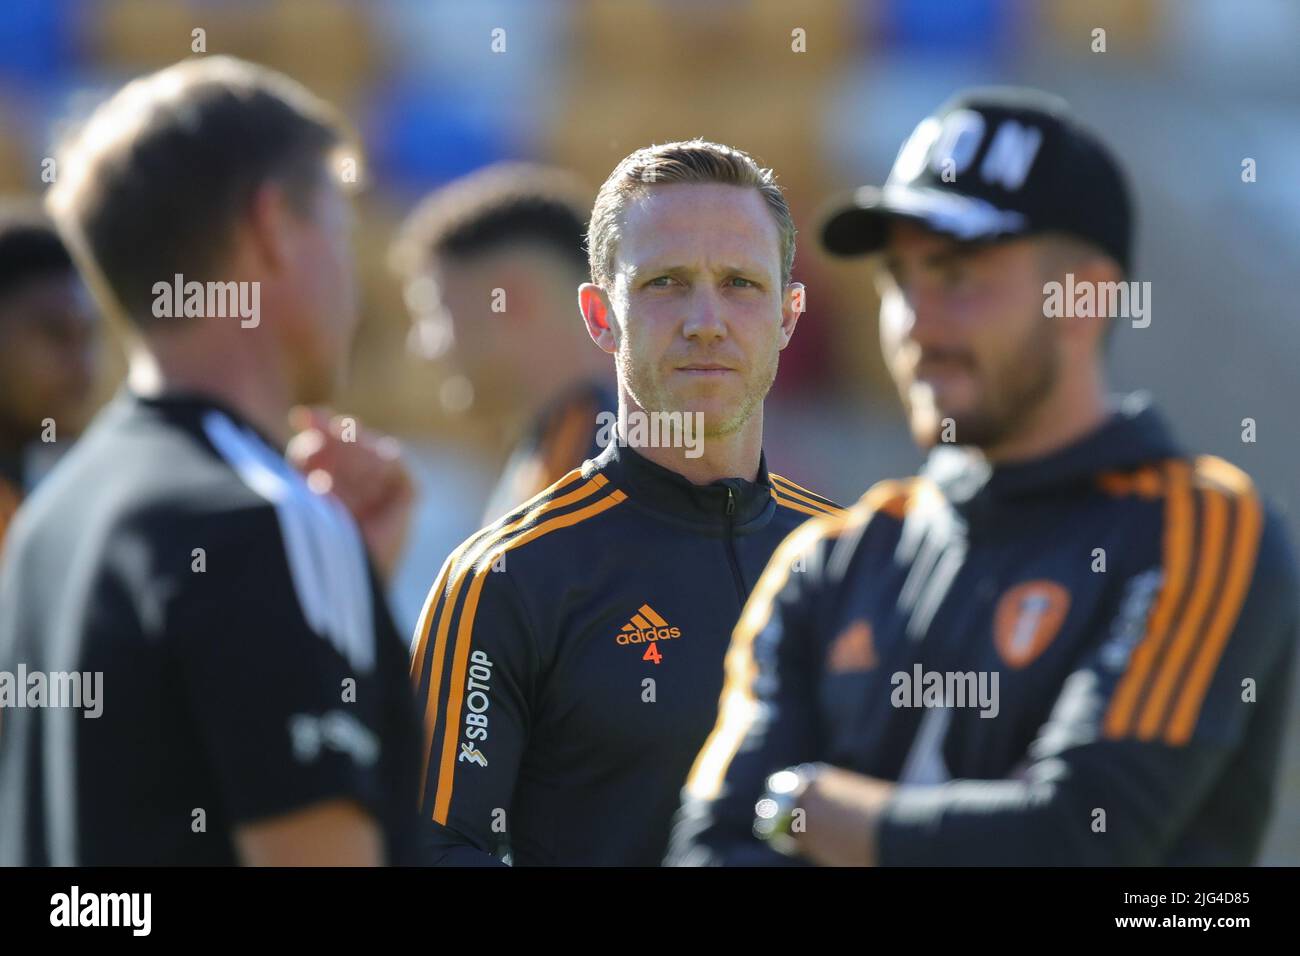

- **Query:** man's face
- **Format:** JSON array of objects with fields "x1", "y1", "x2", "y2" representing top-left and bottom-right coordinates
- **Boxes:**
[
  {"x1": 406, "y1": 251, "x2": 542, "y2": 419},
  {"x1": 877, "y1": 220, "x2": 1059, "y2": 450},
  {"x1": 281, "y1": 169, "x2": 359, "y2": 404},
  {"x1": 0, "y1": 273, "x2": 100, "y2": 440},
  {"x1": 606, "y1": 182, "x2": 796, "y2": 437}
]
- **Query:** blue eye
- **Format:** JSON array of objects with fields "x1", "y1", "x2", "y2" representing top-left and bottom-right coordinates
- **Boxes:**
[
  {"x1": 647, "y1": 276, "x2": 674, "y2": 287},
  {"x1": 729, "y1": 277, "x2": 757, "y2": 288}
]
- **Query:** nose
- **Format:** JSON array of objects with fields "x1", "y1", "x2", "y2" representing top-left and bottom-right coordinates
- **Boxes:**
[
  {"x1": 891, "y1": 281, "x2": 948, "y2": 350},
  {"x1": 681, "y1": 287, "x2": 727, "y2": 345}
]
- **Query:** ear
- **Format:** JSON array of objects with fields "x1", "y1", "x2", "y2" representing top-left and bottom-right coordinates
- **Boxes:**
[
  {"x1": 778, "y1": 281, "x2": 805, "y2": 351},
  {"x1": 244, "y1": 181, "x2": 295, "y2": 277},
  {"x1": 578, "y1": 282, "x2": 617, "y2": 354},
  {"x1": 1060, "y1": 255, "x2": 1117, "y2": 355}
]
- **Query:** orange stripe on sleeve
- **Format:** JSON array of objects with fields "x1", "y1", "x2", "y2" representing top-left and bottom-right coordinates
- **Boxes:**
[
  {"x1": 410, "y1": 554, "x2": 454, "y2": 680},
  {"x1": 416, "y1": 470, "x2": 602, "y2": 807},
  {"x1": 769, "y1": 474, "x2": 842, "y2": 513},
  {"x1": 1164, "y1": 479, "x2": 1263, "y2": 745},
  {"x1": 771, "y1": 489, "x2": 827, "y2": 519},
  {"x1": 413, "y1": 468, "x2": 589, "y2": 674},
  {"x1": 1135, "y1": 485, "x2": 1230, "y2": 740},
  {"x1": 1103, "y1": 460, "x2": 1194, "y2": 739},
  {"x1": 431, "y1": 489, "x2": 627, "y2": 823}
]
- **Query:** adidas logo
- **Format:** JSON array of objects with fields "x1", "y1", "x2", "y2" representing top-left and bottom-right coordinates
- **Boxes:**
[
  {"x1": 827, "y1": 620, "x2": 877, "y2": 673},
  {"x1": 616, "y1": 604, "x2": 682, "y2": 645}
]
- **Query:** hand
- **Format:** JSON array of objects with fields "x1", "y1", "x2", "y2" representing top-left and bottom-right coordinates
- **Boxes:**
[
  {"x1": 793, "y1": 766, "x2": 894, "y2": 866},
  {"x1": 286, "y1": 406, "x2": 416, "y2": 583}
]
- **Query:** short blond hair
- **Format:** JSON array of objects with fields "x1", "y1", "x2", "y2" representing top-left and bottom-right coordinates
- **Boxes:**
[{"x1": 586, "y1": 139, "x2": 796, "y2": 289}]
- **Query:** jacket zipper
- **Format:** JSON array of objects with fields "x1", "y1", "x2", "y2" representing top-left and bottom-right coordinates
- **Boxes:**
[{"x1": 724, "y1": 486, "x2": 747, "y2": 607}]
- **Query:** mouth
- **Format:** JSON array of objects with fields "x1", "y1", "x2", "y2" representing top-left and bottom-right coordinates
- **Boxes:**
[
  {"x1": 912, "y1": 354, "x2": 973, "y2": 386},
  {"x1": 676, "y1": 363, "x2": 735, "y2": 375}
]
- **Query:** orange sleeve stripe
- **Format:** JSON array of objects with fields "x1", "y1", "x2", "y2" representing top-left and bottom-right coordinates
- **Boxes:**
[
  {"x1": 410, "y1": 467, "x2": 587, "y2": 681},
  {"x1": 432, "y1": 565, "x2": 492, "y2": 825},
  {"x1": 432, "y1": 489, "x2": 627, "y2": 823},
  {"x1": 1165, "y1": 467, "x2": 1263, "y2": 745},
  {"x1": 1097, "y1": 463, "x2": 1166, "y2": 499},
  {"x1": 1103, "y1": 459, "x2": 1193, "y2": 738},
  {"x1": 685, "y1": 482, "x2": 898, "y2": 801},
  {"x1": 410, "y1": 554, "x2": 455, "y2": 681},
  {"x1": 1134, "y1": 464, "x2": 1165, "y2": 498},
  {"x1": 415, "y1": 470, "x2": 603, "y2": 806},
  {"x1": 1135, "y1": 485, "x2": 1230, "y2": 740},
  {"x1": 771, "y1": 490, "x2": 828, "y2": 519},
  {"x1": 1197, "y1": 455, "x2": 1254, "y2": 496},
  {"x1": 769, "y1": 474, "x2": 843, "y2": 513},
  {"x1": 877, "y1": 477, "x2": 919, "y2": 520}
]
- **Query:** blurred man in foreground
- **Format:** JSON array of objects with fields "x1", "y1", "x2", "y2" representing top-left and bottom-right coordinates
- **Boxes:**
[
  {"x1": 391, "y1": 163, "x2": 613, "y2": 524},
  {"x1": 670, "y1": 88, "x2": 1297, "y2": 866},
  {"x1": 0, "y1": 56, "x2": 421, "y2": 866},
  {"x1": 0, "y1": 203, "x2": 100, "y2": 550}
]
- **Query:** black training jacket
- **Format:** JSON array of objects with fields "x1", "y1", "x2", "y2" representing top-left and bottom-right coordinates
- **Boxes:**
[
  {"x1": 410, "y1": 438, "x2": 841, "y2": 865},
  {"x1": 669, "y1": 396, "x2": 1297, "y2": 866}
]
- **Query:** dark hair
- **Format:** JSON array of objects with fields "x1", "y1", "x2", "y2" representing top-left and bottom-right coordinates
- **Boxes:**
[
  {"x1": 48, "y1": 56, "x2": 351, "y2": 327},
  {"x1": 390, "y1": 163, "x2": 591, "y2": 279},
  {"x1": 0, "y1": 200, "x2": 74, "y2": 301}
]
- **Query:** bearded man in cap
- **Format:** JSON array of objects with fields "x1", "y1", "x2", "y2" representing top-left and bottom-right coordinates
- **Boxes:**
[{"x1": 669, "y1": 87, "x2": 1297, "y2": 867}]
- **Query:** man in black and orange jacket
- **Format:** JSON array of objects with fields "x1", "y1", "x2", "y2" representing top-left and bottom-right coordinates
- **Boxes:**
[
  {"x1": 409, "y1": 140, "x2": 841, "y2": 865},
  {"x1": 669, "y1": 89, "x2": 1297, "y2": 866}
]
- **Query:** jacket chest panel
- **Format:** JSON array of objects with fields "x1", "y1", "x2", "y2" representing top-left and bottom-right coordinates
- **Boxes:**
[
  {"x1": 534, "y1": 545, "x2": 754, "y2": 765},
  {"x1": 817, "y1": 519, "x2": 1126, "y2": 779}
]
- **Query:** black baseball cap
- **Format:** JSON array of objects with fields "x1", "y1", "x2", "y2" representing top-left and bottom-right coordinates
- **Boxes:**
[{"x1": 820, "y1": 87, "x2": 1133, "y2": 273}]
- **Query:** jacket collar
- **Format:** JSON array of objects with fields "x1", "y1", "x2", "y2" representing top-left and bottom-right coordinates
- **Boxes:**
[
  {"x1": 922, "y1": 392, "x2": 1183, "y2": 508},
  {"x1": 122, "y1": 388, "x2": 284, "y2": 453},
  {"x1": 588, "y1": 437, "x2": 775, "y2": 530}
]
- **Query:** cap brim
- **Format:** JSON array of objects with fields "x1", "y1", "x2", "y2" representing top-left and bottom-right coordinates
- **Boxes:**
[{"x1": 819, "y1": 184, "x2": 1031, "y2": 257}]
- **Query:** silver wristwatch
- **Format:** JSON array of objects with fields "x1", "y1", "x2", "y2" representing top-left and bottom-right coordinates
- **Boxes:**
[{"x1": 753, "y1": 762, "x2": 825, "y2": 857}]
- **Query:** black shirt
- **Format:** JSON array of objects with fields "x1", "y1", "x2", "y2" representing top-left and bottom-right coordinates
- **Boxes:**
[
  {"x1": 481, "y1": 379, "x2": 616, "y2": 526},
  {"x1": 411, "y1": 436, "x2": 842, "y2": 865},
  {"x1": 0, "y1": 392, "x2": 421, "y2": 865}
]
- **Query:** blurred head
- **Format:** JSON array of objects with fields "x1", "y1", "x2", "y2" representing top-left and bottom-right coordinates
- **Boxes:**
[
  {"x1": 0, "y1": 203, "x2": 100, "y2": 444},
  {"x1": 391, "y1": 164, "x2": 594, "y2": 420},
  {"x1": 579, "y1": 140, "x2": 802, "y2": 438},
  {"x1": 877, "y1": 219, "x2": 1118, "y2": 450},
  {"x1": 47, "y1": 55, "x2": 358, "y2": 406}
]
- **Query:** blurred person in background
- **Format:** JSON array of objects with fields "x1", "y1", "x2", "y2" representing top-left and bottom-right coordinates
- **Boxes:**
[
  {"x1": 0, "y1": 202, "x2": 100, "y2": 551},
  {"x1": 0, "y1": 56, "x2": 422, "y2": 866},
  {"x1": 670, "y1": 88, "x2": 1297, "y2": 866},
  {"x1": 391, "y1": 163, "x2": 614, "y2": 524}
]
